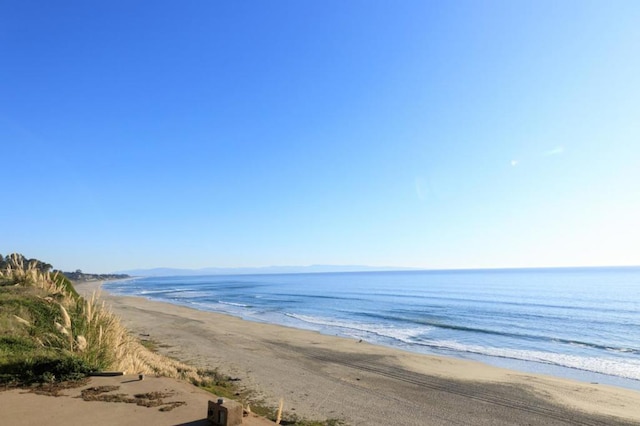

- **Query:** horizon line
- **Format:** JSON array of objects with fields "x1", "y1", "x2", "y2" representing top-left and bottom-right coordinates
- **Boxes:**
[{"x1": 112, "y1": 263, "x2": 640, "y2": 276}]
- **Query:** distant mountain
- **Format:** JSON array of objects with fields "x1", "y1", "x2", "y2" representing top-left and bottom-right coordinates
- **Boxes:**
[{"x1": 115, "y1": 264, "x2": 417, "y2": 277}]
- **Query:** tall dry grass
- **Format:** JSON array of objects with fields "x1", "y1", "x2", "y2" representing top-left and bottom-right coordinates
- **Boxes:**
[
  {"x1": 1, "y1": 255, "x2": 201, "y2": 381},
  {"x1": 1, "y1": 254, "x2": 72, "y2": 303},
  {"x1": 74, "y1": 292, "x2": 200, "y2": 380}
]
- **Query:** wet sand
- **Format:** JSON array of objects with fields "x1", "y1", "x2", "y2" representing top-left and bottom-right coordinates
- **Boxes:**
[{"x1": 75, "y1": 281, "x2": 640, "y2": 425}]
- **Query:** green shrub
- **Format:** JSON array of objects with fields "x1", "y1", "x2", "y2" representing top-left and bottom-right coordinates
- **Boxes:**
[
  {"x1": 29, "y1": 356, "x2": 92, "y2": 382},
  {"x1": 0, "y1": 355, "x2": 91, "y2": 384}
]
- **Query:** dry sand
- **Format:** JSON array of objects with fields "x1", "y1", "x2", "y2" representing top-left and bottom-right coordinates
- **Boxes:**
[
  {"x1": 11, "y1": 280, "x2": 638, "y2": 426},
  {"x1": 1, "y1": 374, "x2": 274, "y2": 426}
]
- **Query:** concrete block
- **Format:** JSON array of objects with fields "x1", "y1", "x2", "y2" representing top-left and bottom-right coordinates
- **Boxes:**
[{"x1": 207, "y1": 398, "x2": 243, "y2": 426}]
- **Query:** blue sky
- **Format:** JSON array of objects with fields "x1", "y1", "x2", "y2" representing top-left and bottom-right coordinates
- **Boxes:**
[{"x1": 2, "y1": 1, "x2": 639, "y2": 273}]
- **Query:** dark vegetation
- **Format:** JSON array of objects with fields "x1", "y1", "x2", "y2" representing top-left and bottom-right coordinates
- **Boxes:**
[{"x1": 62, "y1": 270, "x2": 130, "y2": 282}]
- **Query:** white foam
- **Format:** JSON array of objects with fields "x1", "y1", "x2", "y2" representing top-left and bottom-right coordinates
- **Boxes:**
[
  {"x1": 139, "y1": 288, "x2": 182, "y2": 295},
  {"x1": 425, "y1": 340, "x2": 640, "y2": 380},
  {"x1": 284, "y1": 313, "x2": 430, "y2": 343},
  {"x1": 218, "y1": 300, "x2": 249, "y2": 308},
  {"x1": 168, "y1": 290, "x2": 214, "y2": 299},
  {"x1": 281, "y1": 313, "x2": 640, "y2": 381}
]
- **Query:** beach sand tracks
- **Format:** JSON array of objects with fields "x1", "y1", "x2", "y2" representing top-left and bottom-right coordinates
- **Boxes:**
[{"x1": 286, "y1": 343, "x2": 637, "y2": 426}]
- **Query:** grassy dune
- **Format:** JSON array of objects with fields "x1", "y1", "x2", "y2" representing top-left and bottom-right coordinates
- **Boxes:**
[{"x1": 0, "y1": 254, "x2": 200, "y2": 385}]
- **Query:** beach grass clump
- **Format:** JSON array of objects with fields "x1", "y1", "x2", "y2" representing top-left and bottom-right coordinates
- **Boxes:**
[
  {"x1": 0, "y1": 253, "x2": 202, "y2": 385},
  {"x1": 194, "y1": 368, "x2": 244, "y2": 401}
]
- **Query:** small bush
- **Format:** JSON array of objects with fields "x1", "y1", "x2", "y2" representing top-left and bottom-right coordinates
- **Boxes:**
[
  {"x1": 0, "y1": 355, "x2": 92, "y2": 384},
  {"x1": 32, "y1": 356, "x2": 92, "y2": 382}
]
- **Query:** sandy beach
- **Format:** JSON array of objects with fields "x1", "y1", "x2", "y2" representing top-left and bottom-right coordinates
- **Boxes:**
[{"x1": 69, "y1": 280, "x2": 640, "y2": 425}]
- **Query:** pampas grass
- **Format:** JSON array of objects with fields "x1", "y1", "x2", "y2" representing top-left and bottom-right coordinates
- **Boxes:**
[
  {"x1": 276, "y1": 398, "x2": 284, "y2": 424},
  {"x1": 75, "y1": 335, "x2": 87, "y2": 352},
  {"x1": 2, "y1": 256, "x2": 204, "y2": 382},
  {"x1": 71, "y1": 293, "x2": 203, "y2": 380},
  {"x1": 1, "y1": 254, "x2": 72, "y2": 304},
  {"x1": 55, "y1": 322, "x2": 69, "y2": 336},
  {"x1": 59, "y1": 304, "x2": 71, "y2": 329},
  {"x1": 13, "y1": 315, "x2": 31, "y2": 327}
]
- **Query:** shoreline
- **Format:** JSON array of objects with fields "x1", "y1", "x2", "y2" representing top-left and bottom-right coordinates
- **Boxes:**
[
  {"x1": 77, "y1": 280, "x2": 640, "y2": 425},
  {"x1": 99, "y1": 277, "x2": 640, "y2": 392}
]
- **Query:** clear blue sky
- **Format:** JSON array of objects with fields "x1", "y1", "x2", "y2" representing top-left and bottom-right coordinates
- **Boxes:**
[{"x1": 2, "y1": 1, "x2": 639, "y2": 273}]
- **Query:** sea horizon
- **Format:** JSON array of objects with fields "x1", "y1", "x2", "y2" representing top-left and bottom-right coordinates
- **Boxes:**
[{"x1": 117, "y1": 263, "x2": 640, "y2": 278}]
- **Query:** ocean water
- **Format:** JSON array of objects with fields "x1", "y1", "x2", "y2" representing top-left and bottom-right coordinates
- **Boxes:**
[{"x1": 104, "y1": 267, "x2": 640, "y2": 390}]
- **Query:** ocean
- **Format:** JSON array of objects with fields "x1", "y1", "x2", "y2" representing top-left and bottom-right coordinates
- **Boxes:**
[{"x1": 104, "y1": 267, "x2": 640, "y2": 391}]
